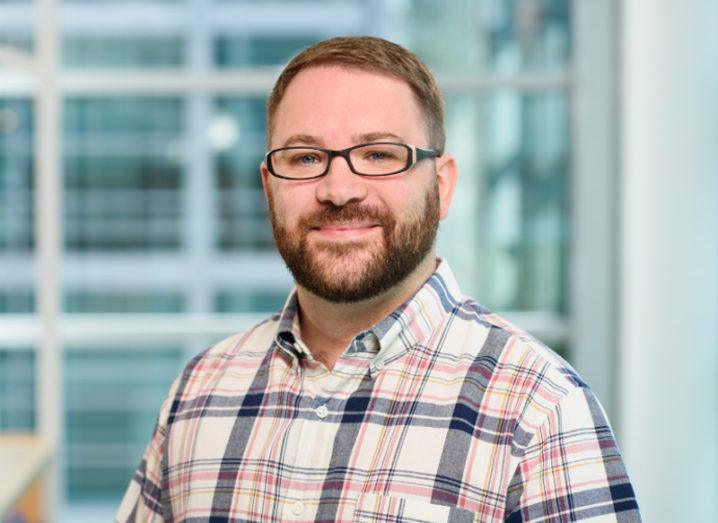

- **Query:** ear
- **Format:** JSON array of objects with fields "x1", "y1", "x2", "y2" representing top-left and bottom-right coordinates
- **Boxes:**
[
  {"x1": 435, "y1": 153, "x2": 458, "y2": 220},
  {"x1": 260, "y1": 161, "x2": 271, "y2": 202}
]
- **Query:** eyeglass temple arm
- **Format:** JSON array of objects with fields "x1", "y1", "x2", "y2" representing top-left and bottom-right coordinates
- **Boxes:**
[{"x1": 414, "y1": 146, "x2": 441, "y2": 163}]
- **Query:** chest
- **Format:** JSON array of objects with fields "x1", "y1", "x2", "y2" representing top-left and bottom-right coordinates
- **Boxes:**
[{"x1": 162, "y1": 352, "x2": 518, "y2": 521}]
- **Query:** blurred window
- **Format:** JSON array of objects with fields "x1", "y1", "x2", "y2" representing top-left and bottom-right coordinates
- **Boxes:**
[
  {"x1": 0, "y1": 289, "x2": 34, "y2": 313},
  {"x1": 0, "y1": 99, "x2": 36, "y2": 437},
  {"x1": 402, "y1": 0, "x2": 570, "y2": 73},
  {"x1": 215, "y1": 289, "x2": 287, "y2": 313},
  {"x1": 0, "y1": 0, "x2": 573, "y2": 518},
  {"x1": 0, "y1": 99, "x2": 33, "y2": 252},
  {"x1": 64, "y1": 37, "x2": 185, "y2": 69},
  {"x1": 215, "y1": 35, "x2": 319, "y2": 67},
  {"x1": 0, "y1": 349, "x2": 35, "y2": 431},
  {"x1": 64, "y1": 347, "x2": 183, "y2": 502},
  {"x1": 214, "y1": 97, "x2": 273, "y2": 250},
  {"x1": 441, "y1": 91, "x2": 569, "y2": 312},
  {"x1": 64, "y1": 291, "x2": 185, "y2": 313},
  {"x1": 64, "y1": 98, "x2": 184, "y2": 251}
]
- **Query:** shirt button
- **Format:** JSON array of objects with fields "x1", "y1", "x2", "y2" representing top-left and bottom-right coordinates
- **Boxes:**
[
  {"x1": 292, "y1": 500, "x2": 304, "y2": 515},
  {"x1": 315, "y1": 404, "x2": 328, "y2": 419},
  {"x1": 374, "y1": 359, "x2": 384, "y2": 371}
]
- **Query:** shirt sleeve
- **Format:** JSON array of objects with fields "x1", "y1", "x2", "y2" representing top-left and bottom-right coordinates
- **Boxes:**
[
  {"x1": 115, "y1": 376, "x2": 181, "y2": 523},
  {"x1": 504, "y1": 386, "x2": 641, "y2": 522}
]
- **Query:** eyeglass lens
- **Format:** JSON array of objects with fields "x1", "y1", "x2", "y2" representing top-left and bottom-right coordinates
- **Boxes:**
[{"x1": 271, "y1": 143, "x2": 409, "y2": 178}]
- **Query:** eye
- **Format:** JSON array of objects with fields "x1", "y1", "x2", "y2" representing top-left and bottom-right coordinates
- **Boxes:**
[
  {"x1": 291, "y1": 152, "x2": 322, "y2": 165},
  {"x1": 363, "y1": 148, "x2": 400, "y2": 162},
  {"x1": 367, "y1": 151, "x2": 389, "y2": 161}
]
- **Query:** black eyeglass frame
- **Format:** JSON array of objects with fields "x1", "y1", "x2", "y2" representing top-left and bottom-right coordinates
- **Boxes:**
[{"x1": 265, "y1": 142, "x2": 441, "y2": 180}]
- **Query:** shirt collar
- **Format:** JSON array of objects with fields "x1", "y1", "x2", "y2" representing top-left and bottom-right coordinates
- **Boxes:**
[
  {"x1": 274, "y1": 291, "x2": 304, "y2": 362},
  {"x1": 273, "y1": 259, "x2": 464, "y2": 365},
  {"x1": 370, "y1": 258, "x2": 463, "y2": 363}
]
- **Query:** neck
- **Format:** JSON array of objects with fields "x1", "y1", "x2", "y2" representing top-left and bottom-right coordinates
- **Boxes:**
[{"x1": 296, "y1": 254, "x2": 438, "y2": 370}]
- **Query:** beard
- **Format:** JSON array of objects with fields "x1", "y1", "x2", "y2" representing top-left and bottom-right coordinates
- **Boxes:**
[{"x1": 267, "y1": 183, "x2": 440, "y2": 303}]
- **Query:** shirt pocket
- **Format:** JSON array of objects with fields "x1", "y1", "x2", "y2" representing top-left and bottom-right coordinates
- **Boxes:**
[{"x1": 353, "y1": 493, "x2": 476, "y2": 523}]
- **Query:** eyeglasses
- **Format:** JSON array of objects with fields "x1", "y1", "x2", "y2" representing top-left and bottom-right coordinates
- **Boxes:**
[{"x1": 265, "y1": 142, "x2": 440, "y2": 180}]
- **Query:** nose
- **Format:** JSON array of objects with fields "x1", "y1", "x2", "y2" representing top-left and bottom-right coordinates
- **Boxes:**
[{"x1": 315, "y1": 154, "x2": 368, "y2": 207}]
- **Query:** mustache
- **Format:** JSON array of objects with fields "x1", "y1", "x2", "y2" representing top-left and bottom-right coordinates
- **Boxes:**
[{"x1": 298, "y1": 204, "x2": 395, "y2": 229}]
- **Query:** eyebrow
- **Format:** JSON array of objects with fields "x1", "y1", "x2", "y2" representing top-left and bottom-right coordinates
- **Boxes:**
[
  {"x1": 354, "y1": 131, "x2": 406, "y2": 144},
  {"x1": 282, "y1": 134, "x2": 323, "y2": 147},
  {"x1": 279, "y1": 131, "x2": 407, "y2": 149}
]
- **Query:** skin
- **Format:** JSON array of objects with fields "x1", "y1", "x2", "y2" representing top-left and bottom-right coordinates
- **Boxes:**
[{"x1": 261, "y1": 65, "x2": 458, "y2": 369}]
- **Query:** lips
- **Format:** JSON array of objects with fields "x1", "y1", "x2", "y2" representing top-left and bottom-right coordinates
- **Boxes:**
[
  {"x1": 297, "y1": 203, "x2": 394, "y2": 241},
  {"x1": 310, "y1": 222, "x2": 381, "y2": 239}
]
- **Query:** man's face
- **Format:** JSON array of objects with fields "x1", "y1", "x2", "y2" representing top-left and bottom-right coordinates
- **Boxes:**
[{"x1": 261, "y1": 65, "x2": 454, "y2": 303}]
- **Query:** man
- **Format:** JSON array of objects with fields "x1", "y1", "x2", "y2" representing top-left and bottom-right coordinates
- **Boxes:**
[{"x1": 117, "y1": 36, "x2": 640, "y2": 522}]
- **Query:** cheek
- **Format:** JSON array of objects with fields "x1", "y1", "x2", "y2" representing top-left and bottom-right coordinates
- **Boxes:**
[
  {"x1": 370, "y1": 177, "x2": 413, "y2": 205},
  {"x1": 384, "y1": 179, "x2": 432, "y2": 217},
  {"x1": 267, "y1": 184, "x2": 316, "y2": 226}
]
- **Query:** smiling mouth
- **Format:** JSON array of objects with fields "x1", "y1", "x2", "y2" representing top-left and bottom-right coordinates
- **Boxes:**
[{"x1": 310, "y1": 222, "x2": 382, "y2": 239}]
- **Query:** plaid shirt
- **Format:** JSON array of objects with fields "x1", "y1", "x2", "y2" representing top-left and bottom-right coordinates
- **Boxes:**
[{"x1": 117, "y1": 260, "x2": 640, "y2": 522}]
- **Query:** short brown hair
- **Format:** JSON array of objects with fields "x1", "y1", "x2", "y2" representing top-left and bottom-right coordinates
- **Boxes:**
[{"x1": 266, "y1": 36, "x2": 445, "y2": 152}]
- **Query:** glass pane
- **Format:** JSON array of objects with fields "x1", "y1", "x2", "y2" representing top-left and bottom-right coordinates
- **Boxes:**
[
  {"x1": 63, "y1": 36, "x2": 185, "y2": 69},
  {"x1": 0, "y1": 289, "x2": 33, "y2": 313},
  {"x1": 0, "y1": 348, "x2": 35, "y2": 431},
  {"x1": 215, "y1": 35, "x2": 320, "y2": 68},
  {"x1": 0, "y1": 99, "x2": 33, "y2": 251},
  {"x1": 397, "y1": 0, "x2": 571, "y2": 73},
  {"x1": 0, "y1": 98, "x2": 35, "y2": 313},
  {"x1": 0, "y1": 1, "x2": 34, "y2": 55},
  {"x1": 60, "y1": 94, "x2": 294, "y2": 315},
  {"x1": 63, "y1": 97, "x2": 184, "y2": 252},
  {"x1": 214, "y1": 97, "x2": 273, "y2": 250},
  {"x1": 62, "y1": 97, "x2": 187, "y2": 315},
  {"x1": 0, "y1": 33, "x2": 33, "y2": 54},
  {"x1": 64, "y1": 346, "x2": 183, "y2": 502},
  {"x1": 210, "y1": 1, "x2": 570, "y2": 73},
  {"x1": 64, "y1": 290, "x2": 184, "y2": 313},
  {"x1": 438, "y1": 90, "x2": 570, "y2": 313},
  {"x1": 0, "y1": 0, "x2": 571, "y2": 74},
  {"x1": 215, "y1": 289, "x2": 287, "y2": 313}
]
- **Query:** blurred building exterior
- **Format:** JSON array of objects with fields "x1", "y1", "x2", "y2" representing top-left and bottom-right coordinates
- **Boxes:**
[{"x1": 0, "y1": 0, "x2": 575, "y2": 519}]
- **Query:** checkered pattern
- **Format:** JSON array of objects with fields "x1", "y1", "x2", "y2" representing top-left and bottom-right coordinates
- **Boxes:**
[{"x1": 116, "y1": 261, "x2": 640, "y2": 522}]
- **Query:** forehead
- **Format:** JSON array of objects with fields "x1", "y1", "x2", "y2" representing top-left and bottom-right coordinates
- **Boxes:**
[{"x1": 270, "y1": 65, "x2": 427, "y2": 147}]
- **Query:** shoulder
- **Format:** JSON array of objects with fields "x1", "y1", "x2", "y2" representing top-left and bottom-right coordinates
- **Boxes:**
[
  {"x1": 446, "y1": 298, "x2": 594, "y2": 439},
  {"x1": 451, "y1": 296, "x2": 583, "y2": 387},
  {"x1": 480, "y1": 307, "x2": 585, "y2": 391}
]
